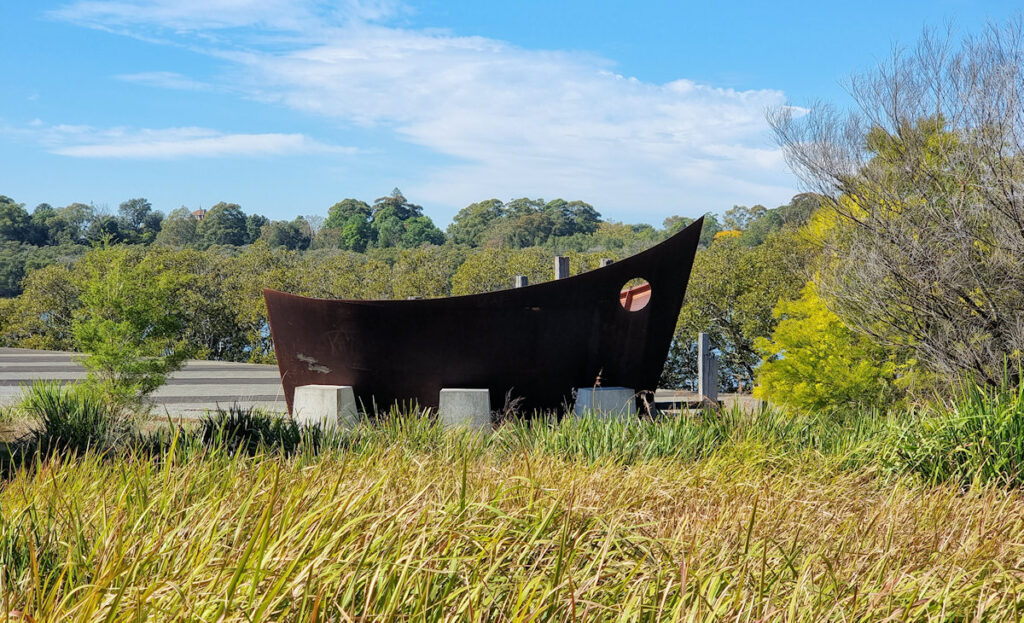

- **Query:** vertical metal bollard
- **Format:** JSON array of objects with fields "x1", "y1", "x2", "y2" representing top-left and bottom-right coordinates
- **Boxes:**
[
  {"x1": 555, "y1": 256, "x2": 570, "y2": 280},
  {"x1": 698, "y1": 332, "x2": 719, "y2": 404}
]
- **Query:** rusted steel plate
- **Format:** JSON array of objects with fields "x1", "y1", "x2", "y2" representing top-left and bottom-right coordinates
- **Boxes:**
[{"x1": 265, "y1": 217, "x2": 703, "y2": 415}]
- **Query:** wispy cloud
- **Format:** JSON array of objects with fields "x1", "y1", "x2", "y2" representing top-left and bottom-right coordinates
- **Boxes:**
[
  {"x1": 52, "y1": 0, "x2": 799, "y2": 217},
  {"x1": 50, "y1": 0, "x2": 406, "y2": 32},
  {"x1": 115, "y1": 71, "x2": 212, "y2": 91},
  {"x1": 11, "y1": 122, "x2": 351, "y2": 158}
]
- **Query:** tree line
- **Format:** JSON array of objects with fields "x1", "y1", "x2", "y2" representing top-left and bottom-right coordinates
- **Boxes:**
[{"x1": 0, "y1": 187, "x2": 725, "y2": 297}]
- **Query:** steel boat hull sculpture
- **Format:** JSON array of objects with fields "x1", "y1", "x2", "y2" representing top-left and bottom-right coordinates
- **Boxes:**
[{"x1": 264, "y1": 217, "x2": 703, "y2": 415}]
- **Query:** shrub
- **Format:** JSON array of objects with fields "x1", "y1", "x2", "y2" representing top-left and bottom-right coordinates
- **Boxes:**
[
  {"x1": 72, "y1": 245, "x2": 196, "y2": 407},
  {"x1": 199, "y1": 405, "x2": 313, "y2": 455},
  {"x1": 20, "y1": 381, "x2": 129, "y2": 455},
  {"x1": 755, "y1": 283, "x2": 898, "y2": 411}
]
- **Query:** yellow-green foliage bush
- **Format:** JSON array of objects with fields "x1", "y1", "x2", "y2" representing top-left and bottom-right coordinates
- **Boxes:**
[{"x1": 755, "y1": 283, "x2": 897, "y2": 411}]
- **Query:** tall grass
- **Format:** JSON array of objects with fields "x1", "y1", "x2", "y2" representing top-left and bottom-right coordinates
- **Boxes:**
[
  {"x1": 3, "y1": 393, "x2": 1024, "y2": 619},
  {"x1": 2, "y1": 424, "x2": 1024, "y2": 620},
  {"x1": 887, "y1": 380, "x2": 1024, "y2": 488}
]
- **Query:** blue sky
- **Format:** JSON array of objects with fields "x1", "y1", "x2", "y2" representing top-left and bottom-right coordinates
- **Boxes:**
[{"x1": 1, "y1": 1, "x2": 1021, "y2": 227}]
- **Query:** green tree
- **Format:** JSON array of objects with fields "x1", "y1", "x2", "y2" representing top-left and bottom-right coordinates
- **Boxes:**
[
  {"x1": 0, "y1": 197, "x2": 32, "y2": 243},
  {"x1": 776, "y1": 193, "x2": 819, "y2": 227},
  {"x1": 391, "y1": 246, "x2": 467, "y2": 298},
  {"x1": 537, "y1": 198, "x2": 602, "y2": 237},
  {"x1": 551, "y1": 221, "x2": 659, "y2": 255},
  {"x1": 245, "y1": 214, "x2": 270, "y2": 244},
  {"x1": 446, "y1": 199, "x2": 504, "y2": 246},
  {"x1": 488, "y1": 212, "x2": 555, "y2": 248},
  {"x1": 28, "y1": 204, "x2": 58, "y2": 245},
  {"x1": 72, "y1": 246, "x2": 196, "y2": 405},
  {"x1": 369, "y1": 190, "x2": 444, "y2": 248},
  {"x1": 260, "y1": 218, "x2": 312, "y2": 250},
  {"x1": 722, "y1": 204, "x2": 767, "y2": 231},
  {"x1": 197, "y1": 202, "x2": 248, "y2": 247},
  {"x1": 372, "y1": 210, "x2": 406, "y2": 248},
  {"x1": 86, "y1": 215, "x2": 125, "y2": 244},
  {"x1": 219, "y1": 243, "x2": 309, "y2": 362},
  {"x1": 670, "y1": 229, "x2": 812, "y2": 390},
  {"x1": 324, "y1": 198, "x2": 372, "y2": 230},
  {"x1": 372, "y1": 188, "x2": 422, "y2": 221},
  {"x1": 155, "y1": 207, "x2": 199, "y2": 247},
  {"x1": 755, "y1": 284, "x2": 898, "y2": 411},
  {"x1": 117, "y1": 198, "x2": 163, "y2": 244},
  {"x1": 0, "y1": 242, "x2": 29, "y2": 297},
  {"x1": 28, "y1": 201, "x2": 100, "y2": 246},
  {"x1": 504, "y1": 197, "x2": 544, "y2": 219},
  {"x1": 57, "y1": 203, "x2": 95, "y2": 244},
  {"x1": 451, "y1": 247, "x2": 551, "y2": 295},
  {"x1": 320, "y1": 200, "x2": 374, "y2": 252},
  {"x1": 298, "y1": 249, "x2": 390, "y2": 300},
  {"x1": 340, "y1": 218, "x2": 374, "y2": 252},
  {"x1": 0, "y1": 263, "x2": 80, "y2": 350},
  {"x1": 400, "y1": 216, "x2": 445, "y2": 247}
]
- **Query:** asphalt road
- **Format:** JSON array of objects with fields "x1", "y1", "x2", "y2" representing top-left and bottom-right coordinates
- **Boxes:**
[{"x1": 0, "y1": 347, "x2": 287, "y2": 418}]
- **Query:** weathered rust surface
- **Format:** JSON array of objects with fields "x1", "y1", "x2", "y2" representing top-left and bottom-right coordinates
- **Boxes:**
[{"x1": 264, "y1": 217, "x2": 703, "y2": 415}]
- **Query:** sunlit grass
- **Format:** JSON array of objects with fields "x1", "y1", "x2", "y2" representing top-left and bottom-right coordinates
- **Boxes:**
[
  {"x1": 6, "y1": 387, "x2": 1024, "y2": 618},
  {"x1": 1, "y1": 395, "x2": 1024, "y2": 620}
]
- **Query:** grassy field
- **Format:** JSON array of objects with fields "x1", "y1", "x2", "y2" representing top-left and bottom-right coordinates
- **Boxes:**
[{"x1": 2, "y1": 392, "x2": 1024, "y2": 621}]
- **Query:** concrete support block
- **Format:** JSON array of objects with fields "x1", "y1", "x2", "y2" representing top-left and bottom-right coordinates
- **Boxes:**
[
  {"x1": 555, "y1": 256, "x2": 570, "y2": 280},
  {"x1": 600, "y1": 258, "x2": 614, "y2": 267},
  {"x1": 439, "y1": 388, "x2": 492, "y2": 432},
  {"x1": 293, "y1": 385, "x2": 358, "y2": 429},
  {"x1": 574, "y1": 387, "x2": 636, "y2": 419}
]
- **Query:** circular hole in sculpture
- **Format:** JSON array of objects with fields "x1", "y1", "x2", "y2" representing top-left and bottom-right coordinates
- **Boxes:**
[{"x1": 619, "y1": 278, "x2": 651, "y2": 312}]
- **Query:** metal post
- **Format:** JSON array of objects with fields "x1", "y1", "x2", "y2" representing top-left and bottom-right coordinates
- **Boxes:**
[
  {"x1": 555, "y1": 256, "x2": 570, "y2": 280},
  {"x1": 698, "y1": 332, "x2": 718, "y2": 403},
  {"x1": 600, "y1": 258, "x2": 614, "y2": 267},
  {"x1": 514, "y1": 275, "x2": 528, "y2": 288}
]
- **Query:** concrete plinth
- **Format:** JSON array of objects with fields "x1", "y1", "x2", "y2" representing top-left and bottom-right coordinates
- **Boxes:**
[
  {"x1": 574, "y1": 387, "x2": 636, "y2": 419},
  {"x1": 293, "y1": 385, "x2": 358, "y2": 429},
  {"x1": 439, "y1": 388, "x2": 491, "y2": 432}
]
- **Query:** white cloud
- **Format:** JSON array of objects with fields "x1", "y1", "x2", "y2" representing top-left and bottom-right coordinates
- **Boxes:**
[
  {"x1": 52, "y1": 0, "x2": 799, "y2": 218},
  {"x1": 15, "y1": 123, "x2": 350, "y2": 158},
  {"x1": 115, "y1": 71, "x2": 212, "y2": 91},
  {"x1": 235, "y1": 28, "x2": 796, "y2": 215}
]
